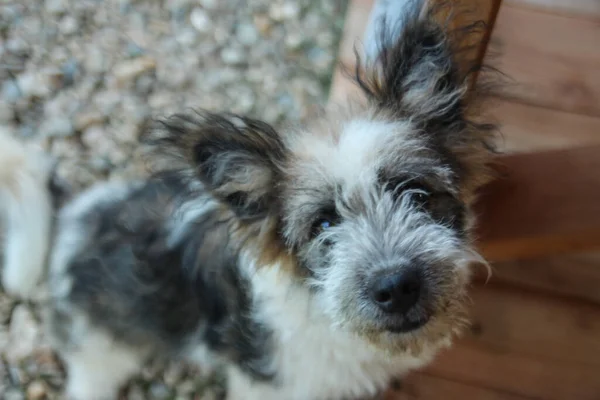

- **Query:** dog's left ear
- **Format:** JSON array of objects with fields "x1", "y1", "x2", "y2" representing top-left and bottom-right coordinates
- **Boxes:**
[
  {"x1": 358, "y1": 0, "x2": 488, "y2": 133},
  {"x1": 150, "y1": 113, "x2": 286, "y2": 220}
]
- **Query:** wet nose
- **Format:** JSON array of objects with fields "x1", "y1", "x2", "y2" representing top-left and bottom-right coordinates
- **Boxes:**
[{"x1": 369, "y1": 268, "x2": 422, "y2": 315}]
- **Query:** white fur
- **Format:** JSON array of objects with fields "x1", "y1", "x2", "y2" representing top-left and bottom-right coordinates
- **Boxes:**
[
  {"x1": 0, "y1": 134, "x2": 53, "y2": 298},
  {"x1": 224, "y1": 257, "x2": 436, "y2": 400},
  {"x1": 168, "y1": 195, "x2": 218, "y2": 247},
  {"x1": 63, "y1": 323, "x2": 144, "y2": 400},
  {"x1": 364, "y1": 0, "x2": 417, "y2": 64},
  {"x1": 292, "y1": 119, "x2": 414, "y2": 189}
]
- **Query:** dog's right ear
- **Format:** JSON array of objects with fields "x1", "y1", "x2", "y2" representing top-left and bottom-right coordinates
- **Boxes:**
[{"x1": 148, "y1": 112, "x2": 286, "y2": 221}]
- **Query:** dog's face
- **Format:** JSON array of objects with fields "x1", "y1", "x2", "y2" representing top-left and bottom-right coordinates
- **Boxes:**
[
  {"x1": 281, "y1": 115, "x2": 478, "y2": 348},
  {"x1": 152, "y1": 4, "x2": 494, "y2": 356}
]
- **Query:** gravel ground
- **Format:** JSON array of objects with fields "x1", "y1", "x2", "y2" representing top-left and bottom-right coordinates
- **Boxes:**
[{"x1": 0, "y1": 0, "x2": 347, "y2": 398}]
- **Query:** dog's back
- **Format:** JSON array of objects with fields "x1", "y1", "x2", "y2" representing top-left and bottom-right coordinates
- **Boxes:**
[{"x1": 0, "y1": 134, "x2": 53, "y2": 298}]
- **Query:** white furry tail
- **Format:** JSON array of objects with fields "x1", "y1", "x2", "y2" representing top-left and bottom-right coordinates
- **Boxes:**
[{"x1": 0, "y1": 134, "x2": 53, "y2": 299}]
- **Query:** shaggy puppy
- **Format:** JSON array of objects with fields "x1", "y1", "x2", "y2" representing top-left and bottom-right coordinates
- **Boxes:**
[{"x1": 1, "y1": 1, "x2": 495, "y2": 399}]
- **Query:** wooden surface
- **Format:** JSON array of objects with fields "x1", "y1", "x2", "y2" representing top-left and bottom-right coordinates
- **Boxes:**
[
  {"x1": 385, "y1": 283, "x2": 600, "y2": 399},
  {"x1": 492, "y1": 99, "x2": 600, "y2": 153},
  {"x1": 493, "y1": 4, "x2": 600, "y2": 117},
  {"x1": 426, "y1": 342, "x2": 600, "y2": 400},
  {"x1": 506, "y1": 0, "x2": 600, "y2": 16},
  {"x1": 385, "y1": 373, "x2": 528, "y2": 400},
  {"x1": 332, "y1": 0, "x2": 600, "y2": 399},
  {"x1": 475, "y1": 145, "x2": 600, "y2": 262},
  {"x1": 467, "y1": 286, "x2": 600, "y2": 367},
  {"x1": 486, "y1": 252, "x2": 600, "y2": 304}
]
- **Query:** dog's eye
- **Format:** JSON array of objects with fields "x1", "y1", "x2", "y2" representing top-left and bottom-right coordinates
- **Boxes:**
[
  {"x1": 311, "y1": 209, "x2": 339, "y2": 237},
  {"x1": 313, "y1": 219, "x2": 332, "y2": 233},
  {"x1": 395, "y1": 182, "x2": 431, "y2": 208},
  {"x1": 407, "y1": 189, "x2": 431, "y2": 210},
  {"x1": 410, "y1": 190, "x2": 430, "y2": 206}
]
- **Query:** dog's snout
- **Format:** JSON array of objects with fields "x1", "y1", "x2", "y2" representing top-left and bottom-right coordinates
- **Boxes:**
[{"x1": 369, "y1": 268, "x2": 422, "y2": 315}]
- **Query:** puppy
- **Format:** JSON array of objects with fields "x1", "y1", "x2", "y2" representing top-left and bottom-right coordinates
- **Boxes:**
[{"x1": 1, "y1": 1, "x2": 495, "y2": 399}]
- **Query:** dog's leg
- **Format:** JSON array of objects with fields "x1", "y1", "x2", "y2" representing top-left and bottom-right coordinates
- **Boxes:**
[
  {"x1": 61, "y1": 327, "x2": 143, "y2": 400},
  {"x1": 0, "y1": 134, "x2": 53, "y2": 298}
]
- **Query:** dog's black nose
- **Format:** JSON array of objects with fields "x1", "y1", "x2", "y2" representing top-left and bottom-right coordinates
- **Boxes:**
[{"x1": 369, "y1": 269, "x2": 422, "y2": 315}]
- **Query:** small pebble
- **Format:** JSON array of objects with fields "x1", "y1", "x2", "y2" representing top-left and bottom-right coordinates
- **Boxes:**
[
  {"x1": 81, "y1": 125, "x2": 108, "y2": 149},
  {"x1": 112, "y1": 57, "x2": 156, "y2": 86},
  {"x1": 221, "y1": 47, "x2": 244, "y2": 65},
  {"x1": 73, "y1": 110, "x2": 105, "y2": 131},
  {"x1": 198, "y1": 0, "x2": 217, "y2": 9},
  {"x1": 16, "y1": 72, "x2": 52, "y2": 99},
  {"x1": 190, "y1": 8, "x2": 212, "y2": 33},
  {"x1": 26, "y1": 380, "x2": 48, "y2": 400},
  {"x1": 84, "y1": 46, "x2": 107, "y2": 74},
  {"x1": 253, "y1": 15, "x2": 272, "y2": 35},
  {"x1": 6, "y1": 305, "x2": 40, "y2": 363},
  {"x1": 269, "y1": 2, "x2": 300, "y2": 21},
  {"x1": 45, "y1": 0, "x2": 67, "y2": 14},
  {"x1": 60, "y1": 15, "x2": 79, "y2": 35},
  {"x1": 148, "y1": 382, "x2": 171, "y2": 399},
  {"x1": 237, "y1": 23, "x2": 259, "y2": 46},
  {"x1": 2, "y1": 80, "x2": 22, "y2": 102},
  {"x1": 39, "y1": 116, "x2": 74, "y2": 138}
]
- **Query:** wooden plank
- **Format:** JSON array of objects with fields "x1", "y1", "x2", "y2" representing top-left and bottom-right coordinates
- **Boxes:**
[
  {"x1": 329, "y1": 65, "x2": 366, "y2": 106},
  {"x1": 384, "y1": 373, "x2": 528, "y2": 400},
  {"x1": 484, "y1": 252, "x2": 600, "y2": 304},
  {"x1": 337, "y1": 0, "x2": 372, "y2": 70},
  {"x1": 506, "y1": 0, "x2": 600, "y2": 16},
  {"x1": 491, "y1": 4, "x2": 600, "y2": 117},
  {"x1": 467, "y1": 286, "x2": 600, "y2": 367},
  {"x1": 493, "y1": 99, "x2": 600, "y2": 153},
  {"x1": 425, "y1": 342, "x2": 600, "y2": 400},
  {"x1": 384, "y1": 281, "x2": 600, "y2": 399},
  {"x1": 475, "y1": 145, "x2": 600, "y2": 262}
]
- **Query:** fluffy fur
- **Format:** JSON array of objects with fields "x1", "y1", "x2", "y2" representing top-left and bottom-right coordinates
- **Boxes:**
[
  {"x1": 0, "y1": 133, "x2": 53, "y2": 298},
  {"x1": 1, "y1": 1, "x2": 496, "y2": 399}
]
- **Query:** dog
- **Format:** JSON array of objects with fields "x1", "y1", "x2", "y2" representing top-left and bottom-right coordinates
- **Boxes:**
[{"x1": 0, "y1": 1, "x2": 496, "y2": 399}]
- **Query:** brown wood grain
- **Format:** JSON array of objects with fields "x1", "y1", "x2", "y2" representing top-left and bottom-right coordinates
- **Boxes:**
[
  {"x1": 475, "y1": 145, "x2": 600, "y2": 262},
  {"x1": 385, "y1": 269, "x2": 600, "y2": 399},
  {"x1": 506, "y1": 0, "x2": 600, "y2": 16},
  {"x1": 425, "y1": 342, "x2": 600, "y2": 400},
  {"x1": 466, "y1": 285, "x2": 600, "y2": 367},
  {"x1": 491, "y1": 4, "x2": 600, "y2": 117},
  {"x1": 384, "y1": 373, "x2": 528, "y2": 399},
  {"x1": 492, "y1": 99, "x2": 600, "y2": 153},
  {"x1": 337, "y1": 0, "x2": 372, "y2": 71},
  {"x1": 482, "y1": 252, "x2": 600, "y2": 304},
  {"x1": 328, "y1": 65, "x2": 366, "y2": 106}
]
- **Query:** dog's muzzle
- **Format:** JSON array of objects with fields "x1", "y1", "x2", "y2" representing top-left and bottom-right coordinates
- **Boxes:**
[{"x1": 367, "y1": 266, "x2": 430, "y2": 333}]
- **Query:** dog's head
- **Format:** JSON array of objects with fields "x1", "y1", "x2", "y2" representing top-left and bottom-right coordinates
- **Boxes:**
[{"x1": 150, "y1": 2, "x2": 495, "y2": 356}]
